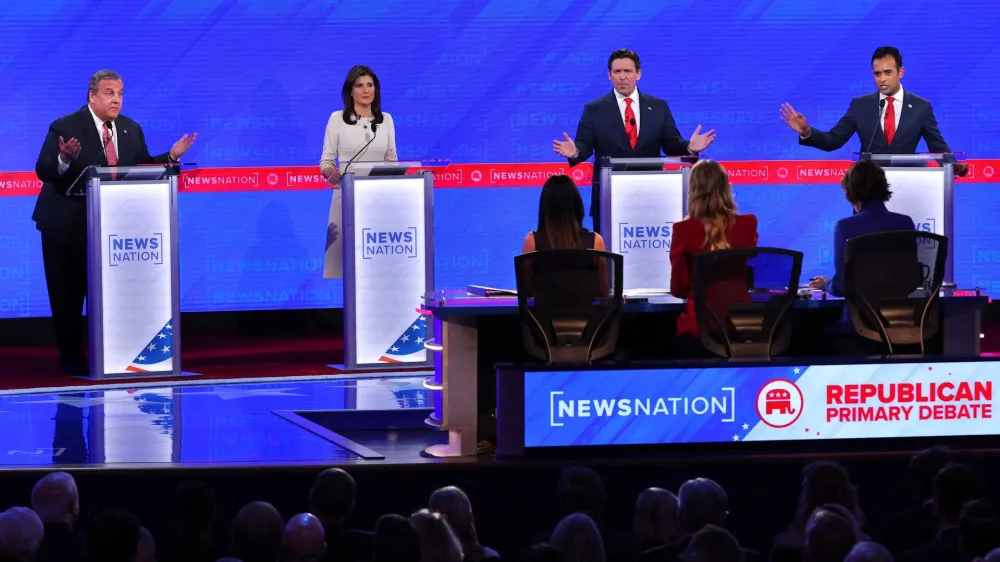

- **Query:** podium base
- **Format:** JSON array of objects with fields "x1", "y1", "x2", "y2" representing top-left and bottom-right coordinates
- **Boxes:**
[
  {"x1": 72, "y1": 370, "x2": 203, "y2": 382},
  {"x1": 327, "y1": 363, "x2": 432, "y2": 372}
]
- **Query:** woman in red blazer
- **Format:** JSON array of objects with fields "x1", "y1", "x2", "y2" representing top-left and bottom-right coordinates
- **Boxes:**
[{"x1": 670, "y1": 160, "x2": 759, "y2": 346}]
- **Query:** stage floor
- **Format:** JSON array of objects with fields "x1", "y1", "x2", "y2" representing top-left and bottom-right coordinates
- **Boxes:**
[{"x1": 0, "y1": 372, "x2": 455, "y2": 469}]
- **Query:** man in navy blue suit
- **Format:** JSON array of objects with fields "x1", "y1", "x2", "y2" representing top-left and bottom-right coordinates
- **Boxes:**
[
  {"x1": 780, "y1": 46, "x2": 967, "y2": 176},
  {"x1": 553, "y1": 49, "x2": 716, "y2": 234}
]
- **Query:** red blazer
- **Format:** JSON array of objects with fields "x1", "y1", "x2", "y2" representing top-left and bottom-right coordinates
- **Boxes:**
[{"x1": 670, "y1": 214, "x2": 759, "y2": 338}]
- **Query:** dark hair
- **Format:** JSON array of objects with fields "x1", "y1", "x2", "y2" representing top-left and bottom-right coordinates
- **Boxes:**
[
  {"x1": 842, "y1": 160, "x2": 892, "y2": 205},
  {"x1": 934, "y1": 463, "x2": 980, "y2": 523},
  {"x1": 310, "y1": 468, "x2": 357, "y2": 521},
  {"x1": 909, "y1": 446, "x2": 954, "y2": 500},
  {"x1": 793, "y1": 461, "x2": 864, "y2": 531},
  {"x1": 86, "y1": 509, "x2": 141, "y2": 562},
  {"x1": 872, "y1": 46, "x2": 903, "y2": 69},
  {"x1": 607, "y1": 49, "x2": 641, "y2": 71},
  {"x1": 174, "y1": 481, "x2": 216, "y2": 532},
  {"x1": 681, "y1": 524, "x2": 744, "y2": 562},
  {"x1": 341, "y1": 64, "x2": 385, "y2": 126},
  {"x1": 960, "y1": 499, "x2": 1000, "y2": 557},
  {"x1": 88, "y1": 69, "x2": 121, "y2": 101},
  {"x1": 537, "y1": 175, "x2": 586, "y2": 250},
  {"x1": 374, "y1": 514, "x2": 422, "y2": 562},
  {"x1": 557, "y1": 466, "x2": 607, "y2": 515}
]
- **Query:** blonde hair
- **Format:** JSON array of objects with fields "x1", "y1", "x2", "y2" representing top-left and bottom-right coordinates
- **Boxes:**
[{"x1": 687, "y1": 160, "x2": 738, "y2": 251}]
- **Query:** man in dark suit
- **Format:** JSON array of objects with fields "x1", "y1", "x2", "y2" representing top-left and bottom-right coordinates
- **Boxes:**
[
  {"x1": 33, "y1": 69, "x2": 196, "y2": 375},
  {"x1": 553, "y1": 49, "x2": 716, "y2": 234},
  {"x1": 780, "y1": 46, "x2": 967, "y2": 176}
]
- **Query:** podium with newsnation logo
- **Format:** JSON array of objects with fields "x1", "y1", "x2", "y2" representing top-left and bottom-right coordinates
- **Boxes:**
[
  {"x1": 856, "y1": 153, "x2": 963, "y2": 286},
  {"x1": 341, "y1": 161, "x2": 438, "y2": 369},
  {"x1": 84, "y1": 165, "x2": 186, "y2": 379},
  {"x1": 600, "y1": 157, "x2": 692, "y2": 291}
]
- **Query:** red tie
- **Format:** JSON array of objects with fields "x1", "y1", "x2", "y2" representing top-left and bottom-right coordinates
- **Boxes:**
[
  {"x1": 883, "y1": 96, "x2": 896, "y2": 146},
  {"x1": 624, "y1": 98, "x2": 637, "y2": 149}
]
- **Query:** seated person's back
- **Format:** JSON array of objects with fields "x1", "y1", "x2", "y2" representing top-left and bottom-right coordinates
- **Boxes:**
[{"x1": 670, "y1": 160, "x2": 758, "y2": 340}]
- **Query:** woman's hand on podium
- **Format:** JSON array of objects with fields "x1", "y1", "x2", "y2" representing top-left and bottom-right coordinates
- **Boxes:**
[
  {"x1": 169, "y1": 133, "x2": 198, "y2": 161},
  {"x1": 322, "y1": 167, "x2": 342, "y2": 187}
]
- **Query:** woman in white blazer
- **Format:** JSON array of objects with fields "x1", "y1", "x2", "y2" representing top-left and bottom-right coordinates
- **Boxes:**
[{"x1": 320, "y1": 64, "x2": 398, "y2": 278}]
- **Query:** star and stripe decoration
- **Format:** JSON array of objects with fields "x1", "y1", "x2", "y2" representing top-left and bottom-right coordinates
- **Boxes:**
[
  {"x1": 379, "y1": 309, "x2": 431, "y2": 363},
  {"x1": 126, "y1": 319, "x2": 174, "y2": 373}
]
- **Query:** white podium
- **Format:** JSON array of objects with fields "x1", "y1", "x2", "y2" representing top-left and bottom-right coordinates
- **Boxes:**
[
  {"x1": 84, "y1": 165, "x2": 184, "y2": 379},
  {"x1": 341, "y1": 161, "x2": 436, "y2": 369},
  {"x1": 599, "y1": 157, "x2": 692, "y2": 291},
  {"x1": 858, "y1": 153, "x2": 960, "y2": 285}
]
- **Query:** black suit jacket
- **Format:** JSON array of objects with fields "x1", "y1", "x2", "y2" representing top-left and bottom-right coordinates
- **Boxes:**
[
  {"x1": 800, "y1": 90, "x2": 953, "y2": 156},
  {"x1": 568, "y1": 91, "x2": 691, "y2": 218},
  {"x1": 32, "y1": 105, "x2": 170, "y2": 242}
]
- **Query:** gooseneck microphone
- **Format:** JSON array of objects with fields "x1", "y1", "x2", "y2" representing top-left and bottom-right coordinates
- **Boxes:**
[
  {"x1": 341, "y1": 121, "x2": 379, "y2": 176},
  {"x1": 867, "y1": 99, "x2": 887, "y2": 155}
]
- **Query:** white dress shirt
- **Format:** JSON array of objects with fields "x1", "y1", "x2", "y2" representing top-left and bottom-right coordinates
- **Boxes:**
[
  {"x1": 880, "y1": 85, "x2": 904, "y2": 132},
  {"x1": 614, "y1": 87, "x2": 641, "y2": 134},
  {"x1": 57, "y1": 105, "x2": 118, "y2": 174}
]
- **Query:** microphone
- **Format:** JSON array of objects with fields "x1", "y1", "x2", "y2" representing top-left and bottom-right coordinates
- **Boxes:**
[
  {"x1": 341, "y1": 122, "x2": 379, "y2": 175},
  {"x1": 867, "y1": 99, "x2": 887, "y2": 155},
  {"x1": 65, "y1": 120, "x2": 116, "y2": 195}
]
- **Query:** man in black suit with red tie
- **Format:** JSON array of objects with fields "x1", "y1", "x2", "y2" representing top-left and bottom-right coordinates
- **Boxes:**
[
  {"x1": 553, "y1": 49, "x2": 716, "y2": 234},
  {"x1": 780, "y1": 46, "x2": 968, "y2": 176},
  {"x1": 33, "y1": 69, "x2": 197, "y2": 376}
]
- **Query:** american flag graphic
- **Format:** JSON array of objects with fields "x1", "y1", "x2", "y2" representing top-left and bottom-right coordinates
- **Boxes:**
[
  {"x1": 379, "y1": 309, "x2": 430, "y2": 363},
  {"x1": 126, "y1": 320, "x2": 174, "y2": 373}
]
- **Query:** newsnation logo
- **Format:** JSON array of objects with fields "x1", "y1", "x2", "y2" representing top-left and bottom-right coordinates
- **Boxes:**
[
  {"x1": 362, "y1": 228, "x2": 418, "y2": 259},
  {"x1": 617, "y1": 223, "x2": 672, "y2": 253},
  {"x1": 549, "y1": 387, "x2": 736, "y2": 427},
  {"x1": 108, "y1": 235, "x2": 164, "y2": 267}
]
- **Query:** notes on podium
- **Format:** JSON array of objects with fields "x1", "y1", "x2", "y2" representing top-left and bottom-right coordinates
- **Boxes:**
[
  {"x1": 84, "y1": 165, "x2": 184, "y2": 379},
  {"x1": 340, "y1": 160, "x2": 449, "y2": 369},
  {"x1": 854, "y1": 152, "x2": 964, "y2": 285},
  {"x1": 599, "y1": 157, "x2": 694, "y2": 291}
]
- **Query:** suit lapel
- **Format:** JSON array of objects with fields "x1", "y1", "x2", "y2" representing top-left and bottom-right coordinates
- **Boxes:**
[
  {"x1": 78, "y1": 106, "x2": 107, "y2": 166},
  {"x1": 892, "y1": 92, "x2": 915, "y2": 148},
  {"x1": 604, "y1": 93, "x2": 632, "y2": 154},
  {"x1": 636, "y1": 93, "x2": 655, "y2": 151}
]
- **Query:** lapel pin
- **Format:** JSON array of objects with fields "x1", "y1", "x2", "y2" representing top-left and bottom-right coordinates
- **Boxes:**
[
  {"x1": 647, "y1": 106, "x2": 652, "y2": 110},
  {"x1": 907, "y1": 104, "x2": 912, "y2": 108}
]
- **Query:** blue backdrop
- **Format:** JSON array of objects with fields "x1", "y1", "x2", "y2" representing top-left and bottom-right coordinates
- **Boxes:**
[{"x1": 1, "y1": 0, "x2": 999, "y2": 318}]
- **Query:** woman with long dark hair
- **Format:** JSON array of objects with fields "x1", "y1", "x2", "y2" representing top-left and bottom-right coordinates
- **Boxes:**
[
  {"x1": 669, "y1": 160, "x2": 758, "y2": 347},
  {"x1": 320, "y1": 65, "x2": 398, "y2": 279},
  {"x1": 522, "y1": 175, "x2": 605, "y2": 253}
]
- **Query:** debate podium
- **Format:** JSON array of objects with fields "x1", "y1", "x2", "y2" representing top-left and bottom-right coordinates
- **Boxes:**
[
  {"x1": 340, "y1": 161, "x2": 437, "y2": 369},
  {"x1": 857, "y1": 153, "x2": 961, "y2": 285},
  {"x1": 83, "y1": 165, "x2": 186, "y2": 379},
  {"x1": 599, "y1": 157, "x2": 693, "y2": 290}
]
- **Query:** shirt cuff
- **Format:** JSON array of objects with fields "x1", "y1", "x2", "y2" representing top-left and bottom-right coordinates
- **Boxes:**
[{"x1": 57, "y1": 155, "x2": 70, "y2": 175}]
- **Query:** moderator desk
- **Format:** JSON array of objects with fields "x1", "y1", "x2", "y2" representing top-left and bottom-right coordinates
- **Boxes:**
[{"x1": 420, "y1": 289, "x2": 987, "y2": 457}]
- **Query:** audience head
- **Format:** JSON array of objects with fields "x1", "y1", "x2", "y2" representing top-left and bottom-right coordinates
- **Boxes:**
[
  {"x1": 374, "y1": 514, "x2": 421, "y2": 562},
  {"x1": 409, "y1": 509, "x2": 462, "y2": 562},
  {"x1": 679, "y1": 524, "x2": 744, "y2": 562},
  {"x1": 174, "y1": 480, "x2": 216, "y2": 534},
  {"x1": 309, "y1": 468, "x2": 356, "y2": 524},
  {"x1": 803, "y1": 508, "x2": 858, "y2": 562},
  {"x1": 283, "y1": 513, "x2": 327, "y2": 562},
  {"x1": 232, "y1": 501, "x2": 284, "y2": 562},
  {"x1": 0, "y1": 507, "x2": 44, "y2": 562},
  {"x1": 841, "y1": 160, "x2": 892, "y2": 207},
  {"x1": 677, "y1": 478, "x2": 728, "y2": 535},
  {"x1": 960, "y1": 499, "x2": 1000, "y2": 558},
  {"x1": 537, "y1": 175, "x2": 586, "y2": 249},
  {"x1": 844, "y1": 541, "x2": 893, "y2": 562},
  {"x1": 30, "y1": 471, "x2": 80, "y2": 528},
  {"x1": 933, "y1": 463, "x2": 980, "y2": 525},
  {"x1": 136, "y1": 526, "x2": 156, "y2": 562},
  {"x1": 633, "y1": 487, "x2": 679, "y2": 544},
  {"x1": 687, "y1": 160, "x2": 737, "y2": 251},
  {"x1": 86, "y1": 508, "x2": 141, "y2": 562},
  {"x1": 909, "y1": 446, "x2": 954, "y2": 501},
  {"x1": 549, "y1": 512, "x2": 605, "y2": 562},
  {"x1": 986, "y1": 548, "x2": 1000, "y2": 562},
  {"x1": 557, "y1": 466, "x2": 607, "y2": 519},
  {"x1": 795, "y1": 461, "x2": 863, "y2": 530},
  {"x1": 428, "y1": 486, "x2": 482, "y2": 556}
]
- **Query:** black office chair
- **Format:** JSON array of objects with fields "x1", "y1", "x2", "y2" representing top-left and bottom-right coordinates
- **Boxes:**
[
  {"x1": 693, "y1": 247, "x2": 803, "y2": 359},
  {"x1": 513, "y1": 249, "x2": 624, "y2": 364},
  {"x1": 843, "y1": 230, "x2": 947, "y2": 354}
]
